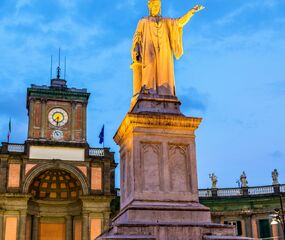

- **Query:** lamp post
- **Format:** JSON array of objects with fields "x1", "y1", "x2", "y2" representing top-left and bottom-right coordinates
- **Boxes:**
[{"x1": 271, "y1": 195, "x2": 285, "y2": 237}]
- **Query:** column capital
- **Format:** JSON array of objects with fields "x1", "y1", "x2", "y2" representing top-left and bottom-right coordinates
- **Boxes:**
[
  {"x1": 19, "y1": 210, "x2": 27, "y2": 215},
  {"x1": 40, "y1": 98, "x2": 48, "y2": 103}
]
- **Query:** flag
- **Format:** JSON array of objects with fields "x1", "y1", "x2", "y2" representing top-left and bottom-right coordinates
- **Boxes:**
[
  {"x1": 99, "y1": 125, "x2": 104, "y2": 145},
  {"x1": 7, "y1": 118, "x2": 11, "y2": 143}
]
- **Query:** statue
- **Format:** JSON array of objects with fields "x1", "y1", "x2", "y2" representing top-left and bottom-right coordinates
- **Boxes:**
[
  {"x1": 240, "y1": 171, "x2": 248, "y2": 188},
  {"x1": 131, "y1": 0, "x2": 204, "y2": 96},
  {"x1": 272, "y1": 169, "x2": 279, "y2": 185},
  {"x1": 209, "y1": 173, "x2": 218, "y2": 189}
]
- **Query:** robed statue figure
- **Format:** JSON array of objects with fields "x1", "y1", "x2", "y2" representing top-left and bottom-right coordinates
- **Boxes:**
[{"x1": 131, "y1": 0, "x2": 204, "y2": 96}]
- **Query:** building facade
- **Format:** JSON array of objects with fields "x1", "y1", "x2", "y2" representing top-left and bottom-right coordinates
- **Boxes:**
[
  {"x1": 0, "y1": 78, "x2": 116, "y2": 240},
  {"x1": 199, "y1": 183, "x2": 285, "y2": 239}
]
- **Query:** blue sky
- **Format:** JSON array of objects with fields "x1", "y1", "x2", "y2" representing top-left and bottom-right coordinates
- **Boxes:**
[{"x1": 0, "y1": 0, "x2": 284, "y2": 189}]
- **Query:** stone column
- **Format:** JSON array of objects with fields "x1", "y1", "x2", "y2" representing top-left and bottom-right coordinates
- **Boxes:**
[
  {"x1": 82, "y1": 103, "x2": 87, "y2": 141},
  {"x1": 220, "y1": 216, "x2": 225, "y2": 224},
  {"x1": 271, "y1": 223, "x2": 279, "y2": 240},
  {"x1": 40, "y1": 99, "x2": 46, "y2": 138},
  {"x1": 82, "y1": 213, "x2": 89, "y2": 240},
  {"x1": 28, "y1": 99, "x2": 35, "y2": 138},
  {"x1": 65, "y1": 216, "x2": 73, "y2": 240},
  {"x1": 19, "y1": 210, "x2": 27, "y2": 240},
  {"x1": 244, "y1": 215, "x2": 252, "y2": 237},
  {"x1": 251, "y1": 215, "x2": 258, "y2": 239},
  {"x1": 71, "y1": 102, "x2": 76, "y2": 141},
  {"x1": 32, "y1": 216, "x2": 39, "y2": 240},
  {"x1": 103, "y1": 212, "x2": 111, "y2": 231},
  {"x1": 241, "y1": 218, "x2": 246, "y2": 237},
  {"x1": 0, "y1": 212, "x2": 4, "y2": 240}
]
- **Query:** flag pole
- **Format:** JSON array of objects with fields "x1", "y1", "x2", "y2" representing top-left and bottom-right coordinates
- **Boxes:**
[{"x1": 103, "y1": 125, "x2": 105, "y2": 148}]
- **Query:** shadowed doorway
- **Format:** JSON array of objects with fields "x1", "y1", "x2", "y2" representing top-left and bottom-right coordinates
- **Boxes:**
[{"x1": 27, "y1": 168, "x2": 83, "y2": 240}]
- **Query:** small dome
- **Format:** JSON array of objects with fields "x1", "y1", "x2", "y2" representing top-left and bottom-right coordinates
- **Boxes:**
[{"x1": 29, "y1": 169, "x2": 82, "y2": 200}]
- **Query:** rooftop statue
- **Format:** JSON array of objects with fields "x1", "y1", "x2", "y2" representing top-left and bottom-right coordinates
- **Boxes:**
[
  {"x1": 209, "y1": 173, "x2": 218, "y2": 189},
  {"x1": 272, "y1": 169, "x2": 279, "y2": 185},
  {"x1": 131, "y1": 0, "x2": 204, "y2": 96},
  {"x1": 240, "y1": 171, "x2": 248, "y2": 188}
]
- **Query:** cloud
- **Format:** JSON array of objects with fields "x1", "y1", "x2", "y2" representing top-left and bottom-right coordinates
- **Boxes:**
[
  {"x1": 178, "y1": 87, "x2": 208, "y2": 113},
  {"x1": 268, "y1": 80, "x2": 285, "y2": 95},
  {"x1": 215, "y1": 3, "x2": 256, "y2": 26},
  {"x1": 215, "y1": 0, "x2": 282, "y2": 26},
  {"x1": 270, "y1": 151, "x2": 283, "y2": 159},
  {"x1": 15, "y1": 0, "x2": 32, "y2": 12},
  {"x1": 187, "y1": 27, "x2": 285, "y2": 55},
  {"x1": 58, "y1": 0, "x2": 76, "y2": 10}
]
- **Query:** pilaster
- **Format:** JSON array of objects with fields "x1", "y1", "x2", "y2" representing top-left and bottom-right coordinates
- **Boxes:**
[
  {"x1": 251, "y1": 215, "x2": 258, "y2": 239},
  {"x1": 28, "y1": 99, "x2": 35, "y2": 138},
  {"x1": 18, "y1": 210, "x2": 27, "y2": 240},
  {"x1": 0, "y1": 158, "x2": 8, "y2": 193},
  {"x1": 244, "y1": 215, "x2": 253, "y2": 237},
  {"x1": 32, "y1": 216, "x2": 39, "y2": 240},
  {"x1": 241, "y1": 218, "x2": 246, "y2": 237},
  {"x1": 71, "y1": 102, "x2": 76, "y2": 141},
  {"x1": 271, "y1": 223, "x2": 279, "y2": 240},
  {"x1": 40, "y1": 99, "x2": 46, "y2": 139},
  {"x1": 65, "y1": 216, "x2": 73, "y2": 240},
  {"x1": 0, "y1": 211, "x2": 3, "y2": 240},
  {"x1": 82, "y1": 213, "x2": 89, "y2": 240},
  {"x1": 82, "y1": 103, "x2": 87, "y2": 141}
]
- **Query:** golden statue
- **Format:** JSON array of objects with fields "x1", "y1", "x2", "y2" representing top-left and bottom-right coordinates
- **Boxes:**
[{"x1": 131, "y1": 0, "x2": 204, "y2": 96}]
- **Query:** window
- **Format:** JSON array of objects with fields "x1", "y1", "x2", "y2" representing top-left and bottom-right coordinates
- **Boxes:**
[
  {"x1": 258, "y1": 219, "x2": 271, "y2": 239},
  {"x1": 224, "y1": 220, "x2": 242, "y2": 236}
]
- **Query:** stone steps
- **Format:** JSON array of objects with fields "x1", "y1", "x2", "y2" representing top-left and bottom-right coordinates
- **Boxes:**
[
  {"x1": 97, "y1": 221, "x2": 248, "y2": 240},
  {"x1": 203, "y1": 236, "x2": 252, "y2": 240},
  {"x1": 98, "y1": 235, "x2": 156, "y2": 240}
]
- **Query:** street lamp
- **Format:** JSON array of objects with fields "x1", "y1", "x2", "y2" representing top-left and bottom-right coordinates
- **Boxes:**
[{"x1": 270, "y1": 195, "x2": 285, "y2": 237}]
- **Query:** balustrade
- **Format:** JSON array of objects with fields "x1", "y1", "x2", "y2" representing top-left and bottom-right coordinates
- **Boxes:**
[{"x1": 89, "y1": 148, "x2": 105, "y2": 157}]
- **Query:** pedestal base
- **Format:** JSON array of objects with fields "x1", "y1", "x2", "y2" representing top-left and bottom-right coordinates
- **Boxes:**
[
  {"x1": 114, "y1": 201, "x2": 211, "y2": 224},
  {"x1": 98, "y1": 220, "x2": 246, "y2": 240},
  {"x1": 98, "y1": 201, "x2": 248, "y2": 240}
]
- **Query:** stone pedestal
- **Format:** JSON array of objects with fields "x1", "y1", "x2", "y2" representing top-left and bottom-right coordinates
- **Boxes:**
[{"x1": 98, "y1": 96, "x2": 246, "y2": 240}]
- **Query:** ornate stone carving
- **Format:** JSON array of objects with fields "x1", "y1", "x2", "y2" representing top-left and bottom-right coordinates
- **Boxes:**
[
  {"x1": 168, "y1": 144, "x2": 189, "y2": 192},
  {"x1": 141, "y1": 143, "x2": 162, "y2": 191}
]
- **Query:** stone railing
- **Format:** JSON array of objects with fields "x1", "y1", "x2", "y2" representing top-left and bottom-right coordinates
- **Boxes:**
[
  {"x1": 89, "y1": 148, "x2": 105, "y2": 157},
  {"x1": 7, "y1": 144, "x2": 25, "y2": 153},
  {"x1": 217, "y1": 188, "x2": 243, "y2": 197},
  {"x1": 199, "y1": 184, "x2": 284, "y2": 198},
  {"x1": 248, "y1": 185, "x2": 274, "y2": 195},
  {"x1": 199, "y1": 189, "x2": 212, "y2": 197},
  {"x1": 280, "y1": 184, "x2": 285, "y2": 193}
]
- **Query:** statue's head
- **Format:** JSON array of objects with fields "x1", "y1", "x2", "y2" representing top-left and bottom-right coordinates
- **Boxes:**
[{"x1": 148, "y1": 0, "x2": 161, "y2": 17}]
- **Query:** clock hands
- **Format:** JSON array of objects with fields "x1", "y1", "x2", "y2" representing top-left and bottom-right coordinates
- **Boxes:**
[{"x1": 56, "y1": 116, "x2": 60, "y2": 126}]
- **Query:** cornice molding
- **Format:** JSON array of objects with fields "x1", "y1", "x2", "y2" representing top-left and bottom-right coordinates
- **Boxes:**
[{"x1": 114, "y1": 113, "x2": 202, "y2": 144}]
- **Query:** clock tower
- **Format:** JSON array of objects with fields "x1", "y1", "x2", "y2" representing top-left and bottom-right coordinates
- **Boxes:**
[{"x1": 27, "y1": 77, "x2": 90, "y2": 143}]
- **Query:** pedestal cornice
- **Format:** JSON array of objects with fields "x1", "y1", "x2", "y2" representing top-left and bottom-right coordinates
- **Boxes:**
[{"x1": 114, "y1": 113, "x2": 202, "y2": 145}]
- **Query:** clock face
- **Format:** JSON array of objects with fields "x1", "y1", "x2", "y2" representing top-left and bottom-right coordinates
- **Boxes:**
[
  {"x1": 48, "y1": 108, "x2": 68, "y2": 127},
  {"x1": 52, "y1": 130, "x2": 64, "y2": 140}
]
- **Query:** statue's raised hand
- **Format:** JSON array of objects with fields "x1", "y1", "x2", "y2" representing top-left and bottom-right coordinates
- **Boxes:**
[{"x1": 192, "y1": 4, "x2": 205, "y2": 13}]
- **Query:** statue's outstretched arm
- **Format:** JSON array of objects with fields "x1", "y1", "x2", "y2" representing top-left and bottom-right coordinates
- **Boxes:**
[{"x1": 178, "y1": 4, "x2": 205, "y2": 28}]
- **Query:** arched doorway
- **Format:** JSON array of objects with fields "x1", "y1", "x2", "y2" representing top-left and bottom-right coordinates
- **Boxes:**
[{"x1": 27, "y1": 168, "x2": 84, "y2": 240}]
